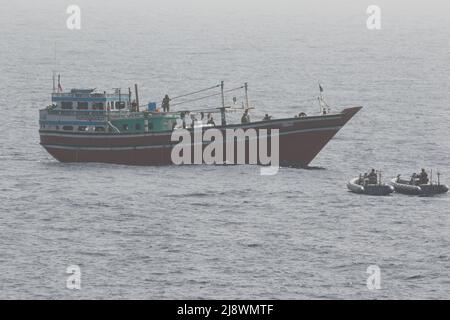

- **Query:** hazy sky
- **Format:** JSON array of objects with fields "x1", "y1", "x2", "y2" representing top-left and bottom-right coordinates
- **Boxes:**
[{"x1": 2, "y1": 0, "x2": 450, "y2": 20}]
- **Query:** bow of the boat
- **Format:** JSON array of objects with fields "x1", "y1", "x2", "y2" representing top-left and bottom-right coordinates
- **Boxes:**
[{"x1": 340, "y1": 106, "x2": 363, "y2": 123}]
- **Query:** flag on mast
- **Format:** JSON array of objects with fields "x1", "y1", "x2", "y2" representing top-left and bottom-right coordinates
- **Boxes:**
[{"x1": 319, "y1": 83, "x2": 324, "y2": 93}]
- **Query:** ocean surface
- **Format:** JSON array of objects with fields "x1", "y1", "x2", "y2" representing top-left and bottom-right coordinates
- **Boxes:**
[{"x1": 0, "y1": 0, "x2": 449, "y2": 299}]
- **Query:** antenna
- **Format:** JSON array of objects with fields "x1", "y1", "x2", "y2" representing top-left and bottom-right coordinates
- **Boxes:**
[
  {"x1": 220, "y1": 81, "x2": 225, "y2": 109},
  {"x1": 113, "y1": 88, "x2": 121, "y2": 102},
  {"x1": 134, "y1": 84, "x2": 140, "y2": 112},
  {"x1": 57, "y1": 74, "x2": 61, "y2": 93},
  {"x1": 244, "y1": 82, "x2": 249, "y2": 109},
  {"x1": 318, "y1": 82, "x2": 323, "y2": 114}
]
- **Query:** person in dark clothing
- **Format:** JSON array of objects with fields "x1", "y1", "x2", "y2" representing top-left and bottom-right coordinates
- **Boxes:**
[
  {"x1": 162, "y1": 94, "x2": 170, "y2": 112},
  {"x1": 241, "y1": 110, "x2": 250, "y2": 124},
  {"x1": 207, "y1": 117, "x2": 215, "y2": 126},
  {"x1": 418, "y1": 168, "x2": 429, "y2": 185},
  {"x1": 367, "y1": 169, "x2": 377, "y2": 184},
  {"x1": 263, "y1": 114, "x2": 272, "y2": 121}
]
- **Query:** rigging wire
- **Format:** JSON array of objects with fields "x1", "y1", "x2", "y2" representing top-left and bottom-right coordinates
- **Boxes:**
[
  {"x1": 170, "y1": 84, "x2": 221, "y2": 100},
  {"x1": 223, "y1": 85, "x2": 245, "y2": 93},
  {"x1": 171, "y1": 85, "x2": 246, "y2": 107},
  {"x1": 171, "y1": 92, "x2": 223, "y2": 106}
]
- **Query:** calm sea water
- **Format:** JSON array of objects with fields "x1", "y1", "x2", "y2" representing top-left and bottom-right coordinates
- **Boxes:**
[{"x1": 0, "y1": 0, "x2": 449, "y2": 299}]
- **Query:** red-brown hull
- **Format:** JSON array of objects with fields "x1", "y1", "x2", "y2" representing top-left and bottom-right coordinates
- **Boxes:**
[{"x1": 40, "y1": 107, "x2": 361, "y2": 167}]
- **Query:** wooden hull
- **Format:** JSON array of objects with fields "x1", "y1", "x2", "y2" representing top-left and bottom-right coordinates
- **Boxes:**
[{"x1": 39, "y1": 107, "x2": 362, "y2": 167}]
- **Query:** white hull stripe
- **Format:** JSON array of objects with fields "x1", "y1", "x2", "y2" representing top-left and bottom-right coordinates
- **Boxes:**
[
  {"x1": 42, "y1": 126, "x2": 342, "y2": 151},
  {"x1": 39, "y1": 115, "x2": 344, "y2": 139}
]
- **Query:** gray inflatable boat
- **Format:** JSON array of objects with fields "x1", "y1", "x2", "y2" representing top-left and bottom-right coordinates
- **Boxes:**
[
  {"x1": 390, "y1": 175, "x2": 448, "y2": 196},
  {"x1": 347, "y1": 177, "x2": 394, "y2": 196}
]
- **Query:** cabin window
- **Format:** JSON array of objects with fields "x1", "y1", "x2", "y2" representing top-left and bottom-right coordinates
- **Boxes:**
[
  {"x1": 95, "y1": 126, "x2": 105, "y2": 132},
  {"x1": 93, "y1": 102, "x2": 104, "y2": 110},
  {"x1": 123, "y1": 124, "x2": 129, "y2": 131},
  {"x1": 78, "y1": 126, "x2": 87, "y2": 131},
  {"x1": 63, "y1": 126, "x2": 74, "y2": 131},
  {"x1": 116, "y1": 101, "x2": 126, "y2": 109},
  {"x1": 77, "y1": 102, "x2": 89, "y2": 110},
  {"x1": 135, "y1": 123, "x2": 141, "y2": 131},
  {"x1": 61, "y1": 102, "x2": 73, "y2": 109}
]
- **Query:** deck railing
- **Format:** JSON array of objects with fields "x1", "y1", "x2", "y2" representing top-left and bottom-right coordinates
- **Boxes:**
[
  {"x1": 41, "y1": 109, "x2": 152, "y2": 120},
  {"x1": 51, "y1": 92, "x2": 128, "y2": 99}
]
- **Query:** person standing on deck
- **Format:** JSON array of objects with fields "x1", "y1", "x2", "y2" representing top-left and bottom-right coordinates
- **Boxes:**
[
  {"x1": 367, "y1": 169, "x2": 377, "y2": 184},
  {"x1": 241, "y1": 110, "x2": 250, "y2": 124},
  {"x1": 207, "y1": 116, "x2": 216, "y2": 126},
  {"x1": 162, "y1": 94, "x2": 170, "y2": 112},
  {"x1": 418, "y1": 168, "x2": 429, "y2": 185}
]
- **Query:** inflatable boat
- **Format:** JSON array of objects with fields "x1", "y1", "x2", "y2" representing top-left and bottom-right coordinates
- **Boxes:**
[
  {"x1": 390, "y1": 176, "x2": 448, "y2": 196},
  {"x1": 347, "y1": 177, "x2": 394, "y2": 196}
]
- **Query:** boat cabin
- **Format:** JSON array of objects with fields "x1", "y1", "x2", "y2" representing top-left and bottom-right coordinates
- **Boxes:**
[
  {"x1": 50, "y1": 89, "x2": 131, "y2": 112},
  {"x1": 40, "y1": 89, "x2": 180, "y2": 134}
]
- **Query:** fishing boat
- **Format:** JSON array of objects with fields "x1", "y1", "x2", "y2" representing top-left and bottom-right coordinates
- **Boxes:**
[
  {"x1": 391, "y1": 172, "x2": 449, "y2": 196},
  {"x1": 39, "y1": 77, "x2": 362, "y2": 167},
  {"x1": 347, "y1": 172, "x2": 394, "y2": 196}
]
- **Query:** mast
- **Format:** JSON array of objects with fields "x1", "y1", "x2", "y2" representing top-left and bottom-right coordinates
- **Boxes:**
[
  {"x1": 220, "y1": 81, "x2": 225, "y2": 108},
  {"x1": 220, "y1": 81, "x2": 226, "y2": 126},
  {"x1": 244, "y1": 82, "x2": 249, "y2": 109},
  {"x1": 134, "y1": 84, "x2": 140, "y2": 112}
]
